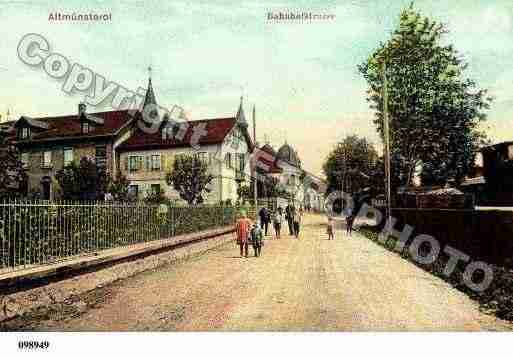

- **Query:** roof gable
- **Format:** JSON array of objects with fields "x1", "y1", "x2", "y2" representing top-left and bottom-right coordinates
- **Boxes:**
[
  {"x1": 14, "y1": 110, "x2": 135, "y2": 142},
  {"x1": 117, "y1": 117, "x2": 238, "y2": 151}
]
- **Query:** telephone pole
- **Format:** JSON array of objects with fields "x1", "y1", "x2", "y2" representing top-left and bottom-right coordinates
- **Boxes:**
[
  {"x1": 252, "y1": 105, "x2": 258, "y2": 217},
  {"x1": 382, "y1": 62, "x2": 392, "y2": 227}
]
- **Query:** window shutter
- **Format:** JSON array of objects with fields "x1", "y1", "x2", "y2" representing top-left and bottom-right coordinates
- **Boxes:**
[{"x1": 145, "y1": 155, "x2": 150, "y2": 171}]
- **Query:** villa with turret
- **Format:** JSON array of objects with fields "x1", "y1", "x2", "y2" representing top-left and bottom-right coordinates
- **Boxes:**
[{"x1": 6, "y1": 76, "x2": 255, "y2": 203}]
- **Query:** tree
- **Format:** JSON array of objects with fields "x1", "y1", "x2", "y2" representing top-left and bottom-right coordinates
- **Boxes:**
[
  {"x1": 144, "y1": 187, "x2": 167, "y2": 204},
  {"x1": 237, "y1": 175, "x2": 286, "y2": 202},
  {"x1": 358, "y1": 4, "x2": 491, "y2": 187},
  {"x1": 166, "y1": 154, "x2": 213, "y2": 205},
  {"x1": 107, "y1": 173, "x2": 130, "y2": 201},
  {"x1": 56, "y1": 157, "x2": 108, "y2": 200},
  {"x1": 323, "y1": 135, "x2": 379, "y2": 195},
  {"x1": 0, "y1": 138, "x2": 27, "y2": 198}
]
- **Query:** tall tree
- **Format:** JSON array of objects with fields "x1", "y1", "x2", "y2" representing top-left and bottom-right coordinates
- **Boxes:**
[
  {"x1": 56, "y1": 157, "x2": 108, "y2": 200},
  {"x1": 323, "y1": 135, "x2": 379, "y2": 194},
  {"x1": 0, "y1": 138, "x2": 27, "y2": 198},
  {"x1": 358, "y1": 4, "x2": 491, "y2": 187},
  {"x1": 166, "y1": 154, "x2": 213, "y2": 205}
]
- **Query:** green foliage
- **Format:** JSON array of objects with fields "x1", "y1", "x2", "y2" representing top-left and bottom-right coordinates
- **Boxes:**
[
  {"x1": 166, "y1": 154, "x2": 213, "y2": 205},
  {"x1": 56, "y1": 157, "x2": 108, "y2": 200},
  {"x1": 358, "y1": 4, "x2": 491, "y2": 187},
  {"x1": 0, "y1": 201, "x2": 241, "y2": 269},
  {"x1": 323, "y1": 135, "x2": 379, "y2": 194},
  {"x1": 237, "y1": 175, "x2": 285, "y2": 201},
  {"x1": 108, "y1": 174, "x2": 130, "y2": 201},
  {"x1": 0, "y1": 139, "x2": 27, "y2": 199},
  {"x1": 144, "y1": 187, "x2": 167, "y2": 204}
]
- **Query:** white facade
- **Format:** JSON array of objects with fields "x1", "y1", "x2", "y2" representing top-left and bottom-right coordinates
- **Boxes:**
[{"x1": 119, "y1": 123, "x2": 252, "y2": 204}]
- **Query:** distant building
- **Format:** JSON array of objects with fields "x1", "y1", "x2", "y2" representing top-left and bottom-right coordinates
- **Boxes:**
[
  {"x1": 302, "y1": 173, "x2": 327, "y2": 212},
  {"x1": 462, "y1": 141, "x2": 513, "y2": 206},
  {"x1": 116, "y1": 78, "x2": 254, "y2": 203},
  {"x1": 256, "y1": 141, "x2": 305, "y2": 207},
  {"x1": 11, "y1": 104, "x2": 134, "y2": 199}
]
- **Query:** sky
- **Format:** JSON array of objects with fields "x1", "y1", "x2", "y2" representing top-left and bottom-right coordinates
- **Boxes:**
[{"x1": 1, "y1": 0, "x2": 513, "y2": 177}]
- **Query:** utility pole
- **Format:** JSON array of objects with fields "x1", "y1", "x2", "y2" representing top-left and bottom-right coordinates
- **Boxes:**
[
  {"x1": 382, "y1": 61, "x2": 392, "y2": 228},
  {"x1": 252, "y1": 104, "x2": 258, "y2": 218}
]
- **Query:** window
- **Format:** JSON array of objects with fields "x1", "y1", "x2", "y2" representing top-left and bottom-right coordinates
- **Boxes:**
[
  {"x1": 208, "y1": 152, "x2": 215, "y2": 165},
  {"x1": 238, "y1": 154, "x2": 245, "y2": 172},
  {"x1": 129, "y1": 185, "x2": 139, "y2": 198},
  {"x1": 21, "y1": 153, "x2": 29, "y2": 168},
  {"x1": 151, "y1": 155, "x2": 161, "y2": 171},
  {"x1": 475, "y1": 152, "x2": 484, "y2": 167},
  {"x1": 20, "y1": 127, "x2": 31, "y2": 140},
  {"x1": 41, "y1": 151, "x2": 52, "y2": 168},
  {"x1": 63, "y1": 148, "x2": 73, "y2": 166},
  {"x1": 82, "y1": 122, "x2": 90, "y2": 134},
  {"x1": 128, "y1": 155, "x2": 144, "y2": 173},
  {"x1": 225, "y1": 153, "x2": 232, "y2": 169},
  {"x1": 95, "y1": 146, "x2": 107, "y2": 167},
  {"x1": 508, "y1": 145, "x2": 513, "y2": 160},
  {"x1": 150, "y1": 184, "x2": 161, "y2": 195},
  {"x1": 196, "y1": 152, "x2": 208, "y2": 164}
]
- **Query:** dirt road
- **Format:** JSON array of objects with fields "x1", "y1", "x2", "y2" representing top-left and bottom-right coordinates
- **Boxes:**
[{"x1": 10, "y1": 214, "x2": 512, "y2": 331}]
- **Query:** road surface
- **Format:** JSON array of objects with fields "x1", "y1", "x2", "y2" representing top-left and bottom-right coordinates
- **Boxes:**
[{"x1": 8, "y1": 214, "x2": 511, "y2": 331}]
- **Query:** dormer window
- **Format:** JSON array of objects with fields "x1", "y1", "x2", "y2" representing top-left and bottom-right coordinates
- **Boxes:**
[
  {"x1": 82, "y1": 122, "x2": 90, "y2": 134},
  {"x1": 20, "y1": 127, "x2": 31, "y2": 139}
]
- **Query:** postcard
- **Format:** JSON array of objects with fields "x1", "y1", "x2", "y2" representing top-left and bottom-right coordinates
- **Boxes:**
[{"x1": 1, "y1": 1, "x2": 513, "y2": 356}]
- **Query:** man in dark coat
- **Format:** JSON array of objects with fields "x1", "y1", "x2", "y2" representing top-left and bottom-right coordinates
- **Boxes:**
[
  {"x1": 258, "y1": 206, "x2": 271, "y2": 236},
  {"x1": 285, "y1": 203, "x2": 296, "y2": 235}
]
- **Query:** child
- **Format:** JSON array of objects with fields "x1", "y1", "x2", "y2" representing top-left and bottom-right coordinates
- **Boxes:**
[
  {"x1": 327, "y1": 217, "x2": 334, "y2": 240},
  {"x1": 346, "y1": 213, "x2": 354, "y2": 237},
  {"x1": 273, "y1": 208, "x2": 283, "y2": 239},
  {"x1": 250, "y1": 222, "x2": 264, "y2": 257}
]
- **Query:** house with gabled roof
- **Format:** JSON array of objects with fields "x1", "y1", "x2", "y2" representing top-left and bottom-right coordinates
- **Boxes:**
[
  {"x1": 116, "y1": 77, "x2": 254, "y2": 204},
  {"x1": 11, "y1": 103, "x2": 136, "y2": 199}
]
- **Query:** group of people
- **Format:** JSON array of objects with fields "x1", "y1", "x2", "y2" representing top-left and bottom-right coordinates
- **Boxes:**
[
  {"x1": 258, "y1": 204, "x2": 303, "y2": 240},
  {"x1": 326, "y1": 211, "x2": 355, "y2": 240},
  {"x1": 234, "y1": 211, "x2": 264, "y2": 258},
  {"x1": 234, "y1": 204, "x2": 305, "y2": 258}
]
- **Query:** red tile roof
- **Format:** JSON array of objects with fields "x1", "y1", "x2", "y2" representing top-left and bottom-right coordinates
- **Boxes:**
[
  {"x1": 117, "y1": 117, "x2": 238, "y2": 151},
  {"x1": 256, "y1": 145, "x2": 282, "y2": 174},
  {"x1": 14, "y1": 110, "x2": 135, "y2": 143}
]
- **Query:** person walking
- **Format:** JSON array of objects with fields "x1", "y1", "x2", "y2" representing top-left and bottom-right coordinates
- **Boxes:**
[
  {"x1": 327, "y1": 216, "x2": 334, "y2": 240},
  {"x1": 273, "y1": 207, "x2": 283, "y2": 239},
  {"x1": 235, "y1": 211, "x2": 251, "y2": 257},
  {"x1": 293, "y1": 208, "x2": 302, "y2": 239},
  {"x1": 346, "y1": 209, "x2": 355, "y2": 237},
  {"x1": 285, "y1": 203, "x2": 295, "y2": 236},
  {"x1": 250, "y1": 221, "x2": 264, "y2": 257},
  {"x1": 258, "y1": 206, "x2": 270, "y2": 236}
]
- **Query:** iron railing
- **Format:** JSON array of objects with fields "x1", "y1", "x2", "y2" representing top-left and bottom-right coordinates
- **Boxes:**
[{"x1": 0, "y1": 199, "x2": 238, "y2": 274}]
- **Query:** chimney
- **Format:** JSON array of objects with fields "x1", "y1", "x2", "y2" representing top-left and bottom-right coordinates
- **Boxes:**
[{"x1": 78, "y1": 102, "x2": 86, "y2": 116}]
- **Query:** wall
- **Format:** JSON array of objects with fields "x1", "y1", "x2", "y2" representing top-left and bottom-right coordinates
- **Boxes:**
[
  {"x1": 22, "y1": 140, "x2": 113, "y2": 199},
  {"x1": 390, "y1": 208, "x2": 513, "y2": 266},
  {"x1": 119, "y1": 144, "x2": 225, "y2": 203}
]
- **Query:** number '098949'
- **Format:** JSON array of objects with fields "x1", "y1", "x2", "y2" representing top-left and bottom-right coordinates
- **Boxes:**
[{"x1": 18, "y1": 341, "x2": 50, "y2": 350}]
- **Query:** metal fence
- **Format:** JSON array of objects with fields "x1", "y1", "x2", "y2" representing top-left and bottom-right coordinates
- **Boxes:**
[{"x1": 0, "y1": 199, "x2": 238, "y2": 274}]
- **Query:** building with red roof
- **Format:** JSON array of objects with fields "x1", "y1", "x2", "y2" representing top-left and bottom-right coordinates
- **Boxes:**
[
  {"x1": 11, "y1": 103, "x2": 136, "y2": 199},
  {"x1": 115, "y1": 79, "x2": 254, "y2": 203},
  {"x1": 9, "y1": 75, "x2": 255, "y2": 203}
]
